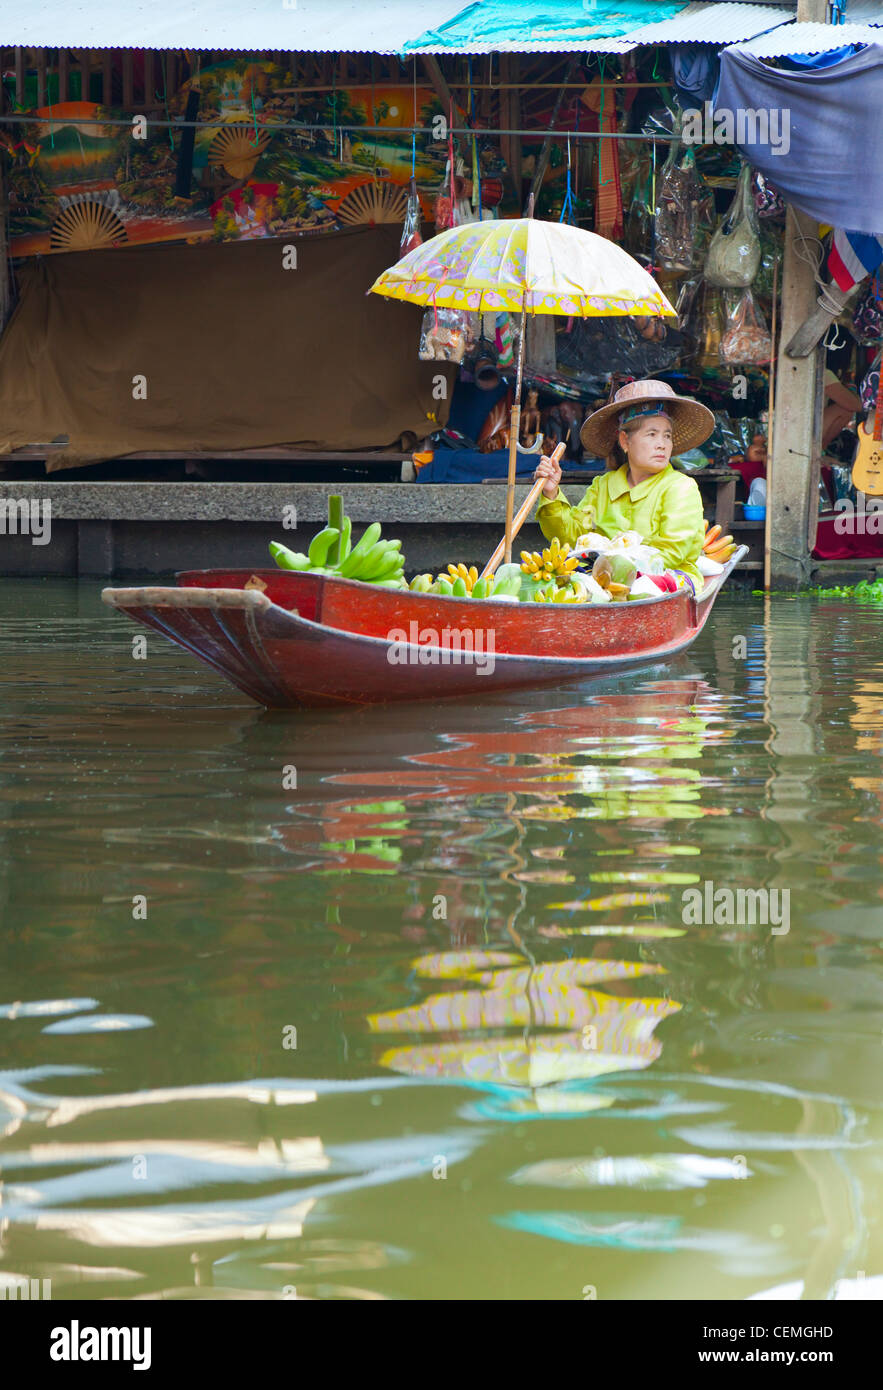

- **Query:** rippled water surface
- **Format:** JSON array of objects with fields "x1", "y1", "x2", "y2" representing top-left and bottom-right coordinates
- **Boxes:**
[{"x1": 0, "y1": 580, "x2": 881, "y2": 1301}]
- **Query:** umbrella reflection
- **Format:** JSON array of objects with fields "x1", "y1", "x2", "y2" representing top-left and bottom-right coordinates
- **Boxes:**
[{"x1": 369, "y1": 949, "x2": 681, "y2": 1092}]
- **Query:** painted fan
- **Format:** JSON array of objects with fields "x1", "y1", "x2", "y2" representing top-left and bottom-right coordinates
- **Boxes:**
[
  {"x1": 336, "y1": 180, "x2": 407, "y2": 227},
  {"x1": 50, "y1": 198, "x2": 127, "y2": 252},
  {"x1": 208, "y1": 125, "x2": 271, "y2": 180}
]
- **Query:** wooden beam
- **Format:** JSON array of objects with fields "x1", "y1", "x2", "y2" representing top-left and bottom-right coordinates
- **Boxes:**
[
  {"x1": 143, "y1": 50, "x2": 154, "y2": 108},
  {"x1": 122, "y1": 50, "x2": 134, "y2": 108},
  {"x1": 421, "y1": 54, "x2": 467, "y2": 158},
  {"x1": 785, "y1": 282, "x2": 854, "y2": 358},
  {"x1": 102, "y1": 49, "x2": 113, "y2": 106},
  {"x1": 79, "y1": 50, "x2": 92, "y2": 103},
  {"x1": 58, "y1": 48, "x2": 69, "y2": 103},
  {"x1": 165, "y1": 51, "x2": 177, "y2": 102},
  {"x1": 498, "y1": 55, "x2": 521, "y2": 203},
  {"x1": 525, "y1": 54, "x2": 579, "y2": 213},
  {"x1": 14, "y1": 46, "x2": 24, "y2": 107},
  {"x1": 36, "y1": 49, "x2": 46, "y2": 109}
]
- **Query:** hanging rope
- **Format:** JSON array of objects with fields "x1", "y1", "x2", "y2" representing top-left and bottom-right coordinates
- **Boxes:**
[
  {"x1": 559, "y1": 133, "x2": 575, "y2": 224},
  {"x1": 411, "y1": 55, "x2": 417, "y2": 176}
]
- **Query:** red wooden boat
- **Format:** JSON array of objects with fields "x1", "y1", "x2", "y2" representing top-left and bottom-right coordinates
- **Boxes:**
[{"x1": 101, "y1": 547, "x2": 747, "y2": 708}]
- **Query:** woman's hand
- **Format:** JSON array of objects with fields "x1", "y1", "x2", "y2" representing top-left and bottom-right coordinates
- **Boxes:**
[{"x1": 535, "y1": 450, "x2": 563, "y2": 500}]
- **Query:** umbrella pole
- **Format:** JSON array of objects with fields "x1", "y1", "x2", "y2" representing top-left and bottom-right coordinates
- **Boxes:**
[{"x1": 504, "y1": 302, "x2": 527, "y2": 564}]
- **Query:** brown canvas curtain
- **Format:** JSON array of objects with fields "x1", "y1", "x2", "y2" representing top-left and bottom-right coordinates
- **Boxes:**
[{"x1": 0, "y1": 226, "x2": 447, "y2": 472}]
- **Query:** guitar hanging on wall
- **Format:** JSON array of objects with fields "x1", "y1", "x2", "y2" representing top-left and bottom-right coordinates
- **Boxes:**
[{"x1": 852, "y1": 357, "x2": 883, "y2": 496}]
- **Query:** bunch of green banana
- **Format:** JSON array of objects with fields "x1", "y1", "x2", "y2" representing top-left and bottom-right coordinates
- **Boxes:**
[
  {"x1": 337, "y1": 523, "x2": 406, "y2": 586},
  {"x1": 410, "y1": 564, "x2": 522, "y2": 601},
  {"x1": 269, "y1": 496, "x2": 407, "y2": 588}
]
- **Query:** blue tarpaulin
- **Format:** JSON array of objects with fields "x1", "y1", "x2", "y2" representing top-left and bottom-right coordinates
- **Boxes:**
[
  {"x1": 403, "y1": 1, "x2": 686, "y2": 52},
  {"x1": 715, "y1": 44, "x2": 883, "y2": 235}
]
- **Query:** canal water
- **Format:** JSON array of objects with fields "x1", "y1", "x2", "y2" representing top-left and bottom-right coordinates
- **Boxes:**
[{"x1": 0, "y1": 579, "x2": 880, "y2": 1302}]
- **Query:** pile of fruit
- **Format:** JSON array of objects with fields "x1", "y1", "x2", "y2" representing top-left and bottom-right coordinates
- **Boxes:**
[
  {"x1": 702, "y1": 521, "x2": 736, "y2": 563},
  {"x1": 408, "y1": 563, "x2": 522, "y2": 599},
  {"x1": 518, "y1": 537, "x2": 586, "y2": 602},
  {"x1": 270, "y1": 496, "x2": 408, "y2": 589}
]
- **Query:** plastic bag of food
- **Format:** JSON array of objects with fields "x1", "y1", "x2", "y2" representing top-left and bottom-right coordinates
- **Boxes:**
[
  {"x1": 418, "y1": 308, "x2": 478, "y2": 364},
  {"x1": 655, "y1": 136, "x2": 715, "y2": 273},
  {"x1": 705, "y1": 164, "x2": 761, "y2": 288},
  {"x1": 719, "y1": 288, "x2": 771, "y2": 366},
  {"x1": 573, "y1": 529, "x2": 666, "y2": 575}
]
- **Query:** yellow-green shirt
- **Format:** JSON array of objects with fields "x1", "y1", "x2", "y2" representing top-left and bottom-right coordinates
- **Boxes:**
[{"x1": 535, "y1": 463, "x2": 706, "y2": 590}]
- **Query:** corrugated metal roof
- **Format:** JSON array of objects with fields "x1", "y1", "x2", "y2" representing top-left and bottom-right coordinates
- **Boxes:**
[
  {"x1": 627, "y1": 2, "x2": 794, "y2": 45},
  {"x1": 726, "y1": 19, "x2": 883, "y2": 55},
  {"x1": 0, "y1": 0, "x2": 468, "y2": 53},
  {"x1": 844, "y1": 3, "x2": 883, "y2": 25}
]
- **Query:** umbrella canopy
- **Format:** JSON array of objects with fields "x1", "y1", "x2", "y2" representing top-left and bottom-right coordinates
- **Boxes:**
[{"x1": 369, "y1": 217, "x2": 676, "y2": 318}]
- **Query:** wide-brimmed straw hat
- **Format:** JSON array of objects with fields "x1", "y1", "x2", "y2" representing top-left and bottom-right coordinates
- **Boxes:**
[{"x1": 580, "y1": 378, "x2": 715, "y2": 457}]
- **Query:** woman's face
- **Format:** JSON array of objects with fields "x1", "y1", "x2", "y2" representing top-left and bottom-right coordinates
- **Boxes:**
[{"x1": 619, "y1": 415, "x2": 673, "y2": 474}]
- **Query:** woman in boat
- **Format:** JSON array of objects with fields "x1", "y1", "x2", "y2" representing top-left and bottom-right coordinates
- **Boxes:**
[{"x1": 533, "y1": 378, "x2": 715, "y2": 591}]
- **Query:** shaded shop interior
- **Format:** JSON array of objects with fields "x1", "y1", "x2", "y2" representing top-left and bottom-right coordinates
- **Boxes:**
[{"x1": 0, "y1": 1, "x2": 881, "y2": 584}]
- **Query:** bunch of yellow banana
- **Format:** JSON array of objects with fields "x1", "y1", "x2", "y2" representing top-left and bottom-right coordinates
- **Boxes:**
[
  {"x1": 533, "y1": 585, "x2": 586, "y2": 603},
  {"x1": 520, "y1": 536, "x2": 580, "y2": 586},
  {"x1": 439, "y1": 563, "x2": 479, "y2": 594},
  {"x1": 702, "y1": 521, "x2": 736, "y2": 562}
]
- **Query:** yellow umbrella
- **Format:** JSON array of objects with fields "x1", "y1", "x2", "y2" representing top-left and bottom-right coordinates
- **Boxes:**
[{"x1": 369, "y1": 215, "x2": 676, "y2": 561}]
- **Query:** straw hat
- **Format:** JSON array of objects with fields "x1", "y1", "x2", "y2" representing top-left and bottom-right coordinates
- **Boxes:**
[{"x1": 580, "y1": 378, "x2": 715, "y2": 458}]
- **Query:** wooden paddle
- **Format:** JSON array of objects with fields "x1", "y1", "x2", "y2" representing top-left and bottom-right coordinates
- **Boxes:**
[
  {"x1": 481, "y1": 441, "x2": 567, "y2": 581},
  {"x1": 852, "y1": 360, "x2": 883, "y2": 497}
]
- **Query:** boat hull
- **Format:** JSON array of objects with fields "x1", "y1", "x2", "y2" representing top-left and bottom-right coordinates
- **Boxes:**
[{"x1": 102, "y1": 552, "x2": 745, "y2": 708}]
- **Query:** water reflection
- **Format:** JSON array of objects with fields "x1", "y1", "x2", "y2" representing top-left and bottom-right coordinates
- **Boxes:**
[{"x1": 0, "y1": 585, "x2": 881, "y2": 1300}]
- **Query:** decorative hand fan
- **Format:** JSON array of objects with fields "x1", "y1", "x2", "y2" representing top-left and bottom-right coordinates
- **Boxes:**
[
  {"x1": 336, "y1": 180, "x2": 407, "y2": 227},
  {"x1": 208, "y1": 125, "x2": 272, "y2": 180},
  {"x1": 50, "y1": 196, "x2": 127, "y2": 252}
]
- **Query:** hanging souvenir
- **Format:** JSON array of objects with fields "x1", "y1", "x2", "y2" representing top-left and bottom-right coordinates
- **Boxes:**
[
  {"x1": 752, "y1": 169, "x2": 786, "y2": 221},
  {"x1": 655, "y1": 137, "x2": 715, "y2": 273},
  {"x1": 398, "y1": 177, "x2": 423, "y2": 260},
  {"x1": 418, "y1": 308, "x2": 478, "y2": 364},
  {"x1": 705, "y1": 164, "x2": 762, "y2": 288},
  {"x1": 695, "y1": 284, "x2": 724, "y2": 367},
  {"x1": 719, "y1": 287, "x2": 772, "y2": 366},
  {"x1": 852, "y1": 274, "x2": 883, "y2": 345}
]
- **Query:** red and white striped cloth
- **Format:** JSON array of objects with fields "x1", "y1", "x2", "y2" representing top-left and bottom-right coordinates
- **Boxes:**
[{"x1": 828, "y1": 228, "x2": 883, "y2": 294}]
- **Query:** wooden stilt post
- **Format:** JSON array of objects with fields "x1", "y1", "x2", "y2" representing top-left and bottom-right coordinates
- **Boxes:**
[{"x1": 768, "y1": 0, "x2": 831, "y2": 588}]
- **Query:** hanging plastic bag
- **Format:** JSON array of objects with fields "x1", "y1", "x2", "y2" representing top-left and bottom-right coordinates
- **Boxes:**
[
  {"x1": 398, "y1": 176, "x2": 423, "y2": 259},
  {"x1": 705, "y1": 164, "x2": 761, "y2": 288},
  {"x1": 654, "y1": 136, "x2": 715, "y2": 273},
  {"x1": 418, "y1": 308, "x2": 478, "y2": 364},
  {"x1": 433, "y1": 116, "x2": 460, "y2": 230},
  {"x1": 719, "y1": 287, "x2": 771, "y2": 366},
  {"x1": 753, "y1": 224, "x2": 784, "y2": 301},
  {"x1": 692, "y1": 283, "x2": 724, "y2": 367}
]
